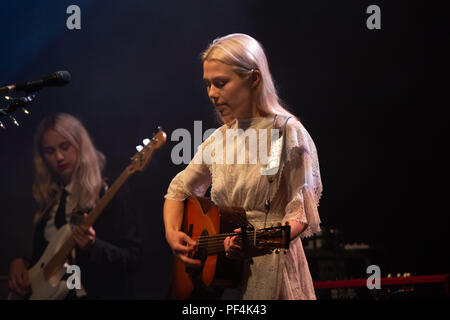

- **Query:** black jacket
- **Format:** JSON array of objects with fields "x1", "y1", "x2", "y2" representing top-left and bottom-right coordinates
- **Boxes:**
[{"x1": 30, "y1": 186, "x2": 143, "y2": 299}]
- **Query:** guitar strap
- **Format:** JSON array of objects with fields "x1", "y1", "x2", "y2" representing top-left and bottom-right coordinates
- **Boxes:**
[{"x1": 261, "y1": 114, "x2": 292, "y2": 228}]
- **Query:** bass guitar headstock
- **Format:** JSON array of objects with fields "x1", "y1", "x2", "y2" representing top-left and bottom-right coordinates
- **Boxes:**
[{"x1": 128, "y1": 127, "x2": 167, "y2": 174}]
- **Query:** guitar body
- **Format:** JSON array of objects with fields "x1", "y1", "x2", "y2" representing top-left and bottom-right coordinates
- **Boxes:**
[
  {"x1": 171, "y1": 197, "x2": 291, "y2": 300},
  {"x1": 172, "y1": 197, "x2": 252, "y2": 300},
  {"x1": 9, "y1": 224, "x2": 71, "y2": 300},
  {"x1": 172, "y1": 196, "x2": 221, "y2": 300}
]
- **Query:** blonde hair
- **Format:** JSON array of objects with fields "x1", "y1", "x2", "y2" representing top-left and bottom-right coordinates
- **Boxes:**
[
  {"x1": 32, "y1": 113, "x2": 105, "y2": 223},
  {"x1": 201, "y1": 33, "x2": 295, "y2": 120}
]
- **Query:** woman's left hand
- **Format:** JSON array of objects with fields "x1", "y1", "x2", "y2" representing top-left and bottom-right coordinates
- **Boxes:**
[
  {"x1": 224, "y1": 228, "x2": 244, "y2": 260},
  {"x1": 224, "y1": 228, "x2": 272, "y2": 259},
  {"x1": 73, "y1": 213, "x2": 96, "y2": 250},
  {"x1": 225, "y1": 221, "x2": 305, "y2": 259}
]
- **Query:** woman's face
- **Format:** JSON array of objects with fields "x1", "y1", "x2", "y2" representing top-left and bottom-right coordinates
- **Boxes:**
[
  {"x1": 41, "y1": 129, "x2": 78, "y2": 185},
  {"x1": 203, "y1": 60, "x2": 256, "y2": 119}
]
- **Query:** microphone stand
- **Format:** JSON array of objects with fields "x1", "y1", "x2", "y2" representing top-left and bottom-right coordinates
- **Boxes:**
[{"x1": 0, "y1": 93, "x2": 36, "y2": 129}]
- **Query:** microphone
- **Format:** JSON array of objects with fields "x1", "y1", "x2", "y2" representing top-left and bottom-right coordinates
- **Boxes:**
[{"x1": 0, "y1": 71, "x2": 71, "y2": 94}]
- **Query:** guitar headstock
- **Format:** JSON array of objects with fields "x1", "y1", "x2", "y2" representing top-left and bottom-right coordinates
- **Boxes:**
[
  {"x1": 128, "y1": 127, "x2": 167, "y2": 174},
  {"x1": 254, "y1": 223, "x2": 291, "y2": 250}
]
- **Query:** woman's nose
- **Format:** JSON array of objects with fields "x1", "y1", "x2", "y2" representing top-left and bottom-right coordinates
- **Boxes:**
[
  {"x1": 208, "y1": 85, "x2": 219, "y2": 100},
  {"x1": 55, "y1": 150, "x2": 64, "y2": 161}
]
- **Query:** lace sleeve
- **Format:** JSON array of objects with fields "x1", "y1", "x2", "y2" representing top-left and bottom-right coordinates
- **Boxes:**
[
  {"x1": 282, "y1": 120, "x2": 323, "y2": 238},
  {"x1": 164, "y1": 141, "x2": 212, "y2": 202}
]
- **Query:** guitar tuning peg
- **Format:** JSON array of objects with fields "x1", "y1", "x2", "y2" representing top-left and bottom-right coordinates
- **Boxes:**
[
  {"x1": 0, "y1": 121, "x2": 5, "y2": 129},
  {"x1": 143, "y1": 138, "x2": 150, "y2": 146},
  {"x1": 136, "y1": 145, "x2": 143, "y2": 152},
  {"x1": 22, "y1": 107, "x2": 30, "y2": 115}
]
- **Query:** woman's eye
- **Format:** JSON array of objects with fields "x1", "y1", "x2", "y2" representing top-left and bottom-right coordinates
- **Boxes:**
[
  {"x1": 43, "y1": 148, "x2": 54, "y2": 155},
  {"x1": 205, "y1": 79, "x2": 227, "y2": 90},
  {"x1": 60, "y1": 143, "x2": 70, "y2": 151}
]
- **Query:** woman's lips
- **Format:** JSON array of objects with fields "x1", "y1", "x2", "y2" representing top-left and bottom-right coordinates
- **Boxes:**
[
  {"x1": 215, "y1": 104, "x2": 229, "y2": 114},
  {"x1": 58, "y1": 164, "x2": 68, "y2": 170}
]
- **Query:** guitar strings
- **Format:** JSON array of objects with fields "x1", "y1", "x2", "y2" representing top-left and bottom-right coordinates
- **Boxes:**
[
  {"x1": 182, "y1": 229, "x2": 285, "y2": 253},
  {"x1": 193, "y1": 234, "x2": 281, "y2": 250},
  {"x1": 193, "y1": 230, "x2": 278, "y2": 240},
  {"x1": 193, "y1": 240, "x2": 281, "y2": 253},
  {"x1": 194, "y1": 235, "x2": 262, "y2": 248},
  {"x1": 190, "y1": 232, "x2": 236, "y2": 240},
  {"x1": 191, "y1": 230, "x2": 279, "y2": 241},
  {"x1": 182, "y1": 234, "x2": 284, "y2": 257}
]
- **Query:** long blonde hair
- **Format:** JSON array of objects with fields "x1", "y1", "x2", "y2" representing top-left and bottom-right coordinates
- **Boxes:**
[
  {"x1": 32, "y1": 113, "x2": 105, "y2": 223},
  {"x1": 201, "y1": 33, "x2": 295, "y2": 120}
]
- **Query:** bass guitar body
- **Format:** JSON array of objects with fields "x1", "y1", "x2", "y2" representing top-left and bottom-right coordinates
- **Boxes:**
[{"x1": 8, "y1": 224, "x2": 72, "y2": 300}]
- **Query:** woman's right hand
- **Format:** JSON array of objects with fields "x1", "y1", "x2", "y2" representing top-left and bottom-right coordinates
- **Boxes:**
[
  {"x1": 166, "y1": 230, "x2": 201, "y2": 268},
  {"x1": 8, "y1": 258, "x2": 31, "y2": 297}
]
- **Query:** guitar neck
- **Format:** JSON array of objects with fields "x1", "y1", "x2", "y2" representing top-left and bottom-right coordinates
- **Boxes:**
[
  {"x1": 201, "y1": 233, "x2": 260, "y2": 255},
  {"x1": 86, "y1": 168, "x2": 131, "y2": 227},
  {"x1": 200, "y1": 228, "x2": 289, "y2": 256}
]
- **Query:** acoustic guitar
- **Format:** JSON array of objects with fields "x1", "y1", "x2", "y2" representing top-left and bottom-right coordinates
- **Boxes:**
[
  {"x1": 171, "y1": 196, "x2": 291, "y2": 300},
  {"x1": 9, "y1": 129, "x2": 166, "y2": 300}
]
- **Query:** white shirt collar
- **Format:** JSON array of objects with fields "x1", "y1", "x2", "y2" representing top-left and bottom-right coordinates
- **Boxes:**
[{"x1": 64, "y1": 180, "x2": 75, "y2": 194}]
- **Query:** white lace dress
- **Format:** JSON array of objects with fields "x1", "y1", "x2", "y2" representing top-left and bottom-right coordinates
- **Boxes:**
[{"x1": 165, "y1": 116, "x2": 323, "y2": 300}]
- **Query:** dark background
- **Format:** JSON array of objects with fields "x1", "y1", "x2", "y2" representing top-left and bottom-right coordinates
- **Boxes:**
[{"x1": 0, "y1": 0, "x2": 448, "y2": 299}]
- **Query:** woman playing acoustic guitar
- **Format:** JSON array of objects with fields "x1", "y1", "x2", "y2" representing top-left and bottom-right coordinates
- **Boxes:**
[{"x1": 164, "y1": 34, "x2": 323, "y2": 299}]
